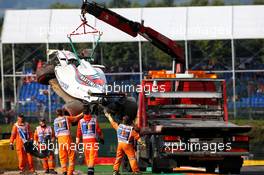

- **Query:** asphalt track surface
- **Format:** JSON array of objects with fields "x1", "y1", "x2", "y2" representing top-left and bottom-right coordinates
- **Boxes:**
[{"x1": 2, "y1": 166, "x2": 264, "y2": 175}]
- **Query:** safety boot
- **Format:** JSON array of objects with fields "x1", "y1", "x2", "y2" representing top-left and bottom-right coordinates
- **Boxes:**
[
  {"x1": 113, "y1": 170, "x2": 121, "y2": 175},
  {"x1": 30, "y1": 171, "x2": 38, "y2": 175},
  {"x1": 49, "y1": 169, "x2": 58, "y2": 174},
  {"x1": 87, "y1": 167, "x2": 94, "y2": 175}
]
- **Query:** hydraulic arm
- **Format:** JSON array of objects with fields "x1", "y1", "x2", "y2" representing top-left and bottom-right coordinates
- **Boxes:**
[{"x1": 81, "y1": 1, "x2": 184, "y2": 64}]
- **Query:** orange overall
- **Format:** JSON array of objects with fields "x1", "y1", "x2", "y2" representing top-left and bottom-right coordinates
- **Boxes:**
[
  {"x1": 54, "y1": 115, "x2": 82, "y2": 175},
  {"x1": 10, "y1": 122, "x2": 35, "y2": 172},
  {"x1": 110, "y1": 121, "x2": 140, "y2": 173},
  {"x1": 34, "y1": 125, "x2": 55, "y2": 171},
  {"x1": 76, "y1": 114, "x2": 103, "y2": 168}
]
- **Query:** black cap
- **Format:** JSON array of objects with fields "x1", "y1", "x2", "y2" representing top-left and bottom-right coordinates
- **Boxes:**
[
  {"x1": 56, "y1": 108, "x2": 63, "y2": 116},
  {"x1": 39, "y1": 117, "x2": 46, "y2": 122},
  {"x1": 18, "y1": 113, "x2": 24, "y2": 118}
]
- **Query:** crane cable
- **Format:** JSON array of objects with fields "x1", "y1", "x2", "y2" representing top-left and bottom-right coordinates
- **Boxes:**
[{"x1": 67, "y1": 15, "x2": 103, "y2": 63}]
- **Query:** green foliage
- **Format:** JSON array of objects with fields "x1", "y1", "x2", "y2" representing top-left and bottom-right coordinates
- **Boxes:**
[
  {"x1": 101, "y1": 42, "x2": 138, "y2": 69},
  {"x1": 232, "y1": 120, "x2": 264, "y2": 144},
  {"x1": 253, "y1": 0, "x2": 264, "y2": 5},
  {"x1": 108, "y1": 0, "x2": 131, "y2": 8},
  {"x1": 188, "y1": 0, "x2": 209, "y2": 6},
  {"x1": 211, "y1": 0, "x2": 225, "y2": 6},
  {"x1": 145, "y1": 0, "x2": 175, "y2": 7},
  {"x1": 49, "y1": 2, "x2": 78, "y2": 9},
  {"x1": 131, "y1": 1, "x2": 142, "y2": 7},
  {"x1": 142, "y1": 42, "x2": 172, "y2": 70},
  {"x1": 145, "y1": 0, "x2": 158, "y2": 7}
]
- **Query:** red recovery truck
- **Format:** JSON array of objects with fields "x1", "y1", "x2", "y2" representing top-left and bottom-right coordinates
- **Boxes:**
[{"x1": 81, "y1": 1, "x2": 252, "y2": 174}]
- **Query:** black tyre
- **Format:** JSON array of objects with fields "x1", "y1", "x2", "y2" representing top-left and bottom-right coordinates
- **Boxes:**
[
  {"x1": 152, "y1": 166, "x2": 162, "y2": 174},
  {"x1": 206, "y1": 165, "x2": 216, "y2": 173},
  {"x1": 63, "y1": 100, "x2": 84, "y2": 116},
  {"x1": 162, "y1": 168, "x2": 173, "y2": 173},
  {"x1": 219, "y1": 165, "x2": 229, "y2": 174},
  {"x1": 219, "y1": 157, "x2": 242, "y2": 174},
  {"x1": 36, "y1": 64, "x2": 55, "y2": 85},
  {"x1": 106, "y1": 96, "x2": 137, "y2": 122},
  {"x1": 117, "y1": 96, "x2": 138, "y2": 121},
  {"x1": 230, "y1": 167, "x2": 241, "y2": 174},
  {"x1": 139, "y1": 167, "x2": 146, "y2": 172},
  {"x1": 152, "y1": 159, "x2": 162, "y2": 173}
]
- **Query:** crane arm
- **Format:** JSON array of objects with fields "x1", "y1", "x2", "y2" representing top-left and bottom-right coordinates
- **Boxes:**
[{"x1": 81, "y1": 1, "x2": 184, "y2": 63}]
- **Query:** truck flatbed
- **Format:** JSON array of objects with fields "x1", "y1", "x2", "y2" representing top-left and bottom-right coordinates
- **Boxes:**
[{"x1": 142, "y1": 119, "x2": 251, "y2": 136}]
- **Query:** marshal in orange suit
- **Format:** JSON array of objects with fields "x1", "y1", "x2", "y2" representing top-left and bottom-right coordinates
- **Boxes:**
[
  {"x1": 54, "y1": 109, "x2": 83, "y2": 175},
  {"x1": 104, "y1": 111, "x2": 145, "y2": 175},
  {"x1": 34, "y1": 118, "x2": 57, "y2": 174},
  {"x1": 9, "y1": 113, "x2": 37, "y2": 175},
  {"x1": 76, "y1": 105, "x2": 104, "y2": 175}
]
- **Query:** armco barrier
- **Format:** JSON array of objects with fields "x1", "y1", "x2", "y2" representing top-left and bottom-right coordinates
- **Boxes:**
[{"x1": 0, "y1": 139, "x2": 18, "y2": 170}]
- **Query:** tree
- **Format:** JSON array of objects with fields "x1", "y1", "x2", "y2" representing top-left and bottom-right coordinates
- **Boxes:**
[
  {"x1": 162, "y1": 0, "x2": 175, "y2": 6},
  {"x1": 188, "y1": 0, "x2": 209, "y2": 6},
  {"x1": 108, "y1": 0, "x2": 131, "y2": 8},
  {"x1": 49, "y1": 2, "x2": 78, "y2": 9},
  {"x1": 145, "y1": 0, "x2": 175, "y2": 7},
  {"x1": 253, "y1": 0, "x2": 264, "y2": 5},
  {"x1": 145, "y1": 0, "x2": 159, "y2": 7},
  {"x1": 211, "y1": 0, "x2": 225, "y2": 6},
  {"x1": 131, "y1": 1, "x2": 142, "y2": 7}
]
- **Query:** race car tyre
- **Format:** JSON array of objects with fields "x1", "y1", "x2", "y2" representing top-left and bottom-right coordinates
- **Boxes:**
[
  {"x1": 36, "y1": 64, "x2": 55, "y2": 85},
  {"x1": 63, "y1": 100, "x2": 84, "y2": 116},
  {"x1": 117, "y1": 96, "x2": 138, "y2": 122}
]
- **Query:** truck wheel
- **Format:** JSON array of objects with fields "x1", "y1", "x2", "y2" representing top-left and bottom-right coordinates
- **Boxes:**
[
  {"x1": 63, "y1": 100, "x2": 84, "y2": 116},
  {"x1": 139, "y1": 167, "x2": 146, "y2": 171},
  {"x1": 36, "y1": 64, "x2": 55, "y2": 85},
  {"x1": 219, "y1": 157, "x2": 242, "y2": 174},
  {"x1": 152, "y1": 160, "x2": 162, "y2": 173},
  {"x1": 230, "y1": 167, "x2": 241, "y2": 174},
  {"x1": 162, "y1": 168, "x2": 173, "y2": 173},
  {"x1": 152, "y1": 166, "x2": 161, "y2": 174},
  {"x1": 219, "y1": 165, "x2": 228, "y2": 174},
  {"x1": 205, "y1": 165, "x2": 216, "y2": 173}
]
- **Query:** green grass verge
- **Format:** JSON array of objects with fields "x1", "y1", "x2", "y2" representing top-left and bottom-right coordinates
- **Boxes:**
[
  {"x1": 231, "y1": 119, "x2": 264, "y2": 127},
  {"x1": 75, "y1": 165, "x2": 185, "y2": 175},
  {"x1": 231, "y1": 119, "x2": 264, "y2": 145}
]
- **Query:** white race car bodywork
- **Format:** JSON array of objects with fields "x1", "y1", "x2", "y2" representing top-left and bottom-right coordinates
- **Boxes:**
[{"x1": 52, "y1": 50, "x2": 106, "y2": 102}]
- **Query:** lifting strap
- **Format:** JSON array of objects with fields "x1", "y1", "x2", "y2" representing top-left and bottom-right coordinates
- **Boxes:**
[{"x1": 68, "y1": 16, "x2": 102, "y2": 63}]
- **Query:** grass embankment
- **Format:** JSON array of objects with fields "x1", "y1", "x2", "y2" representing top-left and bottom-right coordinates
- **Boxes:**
[{"x1": 231, "y1": 119, "x2": 264, "y2": 144}]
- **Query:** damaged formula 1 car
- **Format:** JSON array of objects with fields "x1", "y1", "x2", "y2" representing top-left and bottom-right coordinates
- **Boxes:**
[{"x1": 36, "y1": 50, "x2": 137, "y2": 121}]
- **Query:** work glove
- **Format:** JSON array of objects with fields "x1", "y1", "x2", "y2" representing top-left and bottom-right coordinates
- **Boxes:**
[
  {"x1": 138, "y1": 141, "x2": 146, "y2": 147},
  {"x1": 104, "y1": 109, "x2": 111, "y2": 117},
  {"x1": 9, "y1": 143, "x2": 14, "y2": 150},
  {"x1": 76, "y1": 138, "x2": 80, "y2": 145}
]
